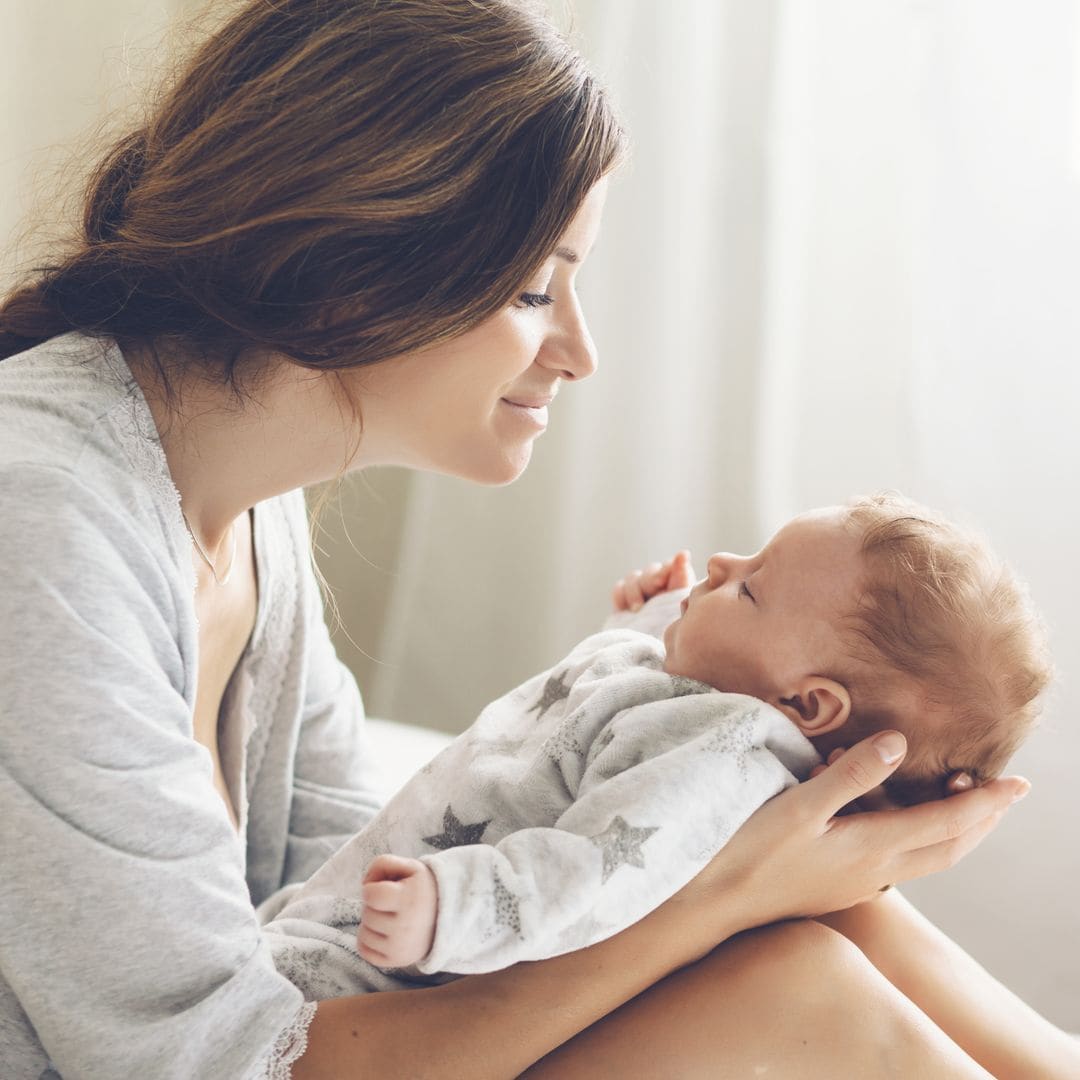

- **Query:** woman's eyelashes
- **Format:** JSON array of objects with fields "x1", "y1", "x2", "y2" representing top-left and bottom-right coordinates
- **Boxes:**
[
  {"x1": 516, "y1": 291, "x2": 555, "y2": 309},
  {"x1": 738, "y1": 580, "x2": 756, "y2": 602}
]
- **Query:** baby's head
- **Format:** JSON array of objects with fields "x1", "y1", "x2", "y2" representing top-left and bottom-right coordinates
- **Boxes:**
[{"x1": 662, "y1": 493, "x2": 1052, "y2": 804}]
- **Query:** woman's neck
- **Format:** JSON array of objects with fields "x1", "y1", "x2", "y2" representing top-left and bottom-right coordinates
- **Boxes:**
[{"x1": 123, "y1": 342, "x2": 356, "y2": 547}]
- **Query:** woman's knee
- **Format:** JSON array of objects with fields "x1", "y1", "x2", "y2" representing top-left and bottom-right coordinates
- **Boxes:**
[
  {"x1": 709, "y1": 919, "x2": 986, "y2": 1077},
  {"x1": 715, "y1": 918, "x2": 875, "y2": 991},
  {"x1": 525, "y1": 920, "x2": 982, "y2": 1079}
]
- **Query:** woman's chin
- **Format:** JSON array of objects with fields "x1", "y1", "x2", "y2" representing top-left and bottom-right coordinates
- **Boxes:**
[
  {"x1": 474, "y1": 443, "x2": 535, "y2": 486},
  {"x1": 428, "y1": 443, "x2": 534, "y2": 487}
]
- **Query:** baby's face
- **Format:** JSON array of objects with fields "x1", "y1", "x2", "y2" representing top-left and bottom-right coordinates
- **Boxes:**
[{"x1": 662, "y1": 508, "x2": 863, "y2": 702}]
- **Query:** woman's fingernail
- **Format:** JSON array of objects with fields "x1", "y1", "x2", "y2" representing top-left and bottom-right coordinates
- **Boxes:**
[
  {"x1": 874, "y1": 732, "x2": 906, "y2": 764},
  {"x1": 952, "y1": 773, "x2": 974, "y2": 791},
  {"x1": 1010, "y1": 780, "x2": 1031, "y2": 803}
]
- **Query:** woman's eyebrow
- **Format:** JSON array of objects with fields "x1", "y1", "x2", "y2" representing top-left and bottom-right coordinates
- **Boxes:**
[{"x1": 555, "y1": 246, "x2": 580, "y2": 264}]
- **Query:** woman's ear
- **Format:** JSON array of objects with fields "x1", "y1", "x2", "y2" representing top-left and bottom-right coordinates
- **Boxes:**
[{"x1": 776, "y1": 677, "x2": 851, "y2": 735}]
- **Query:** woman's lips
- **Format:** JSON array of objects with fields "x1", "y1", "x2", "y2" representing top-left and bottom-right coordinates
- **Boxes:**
[{"x1": 500, "y1": 397, "x2": 552, "y2": 427}]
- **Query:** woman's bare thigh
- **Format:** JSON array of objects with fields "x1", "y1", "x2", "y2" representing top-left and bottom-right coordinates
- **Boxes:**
[{"x1": 521, "y1": 919, "x2": 992, "y2": 1080}]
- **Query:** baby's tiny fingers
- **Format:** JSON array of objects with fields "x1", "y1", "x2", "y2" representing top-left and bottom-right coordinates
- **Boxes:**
[
  {"x1": 624, "y1": 572, "x2": 646, "y2": 611},
  {"x1": 612, "y1": 578, "x2": 629, "y2": 610},
  {"x1": 357, "y1": 937, "x2": 391, "y2": 966},
  {"x1": 664, "y1": 550, "x2": 692, "y2": 586},
  {"x1": 362, "y1": 880, "x2": 403, "y2": 913},
  {"x1": 361, "y1": 913, "x2": 395, "y2": 939},
  {"x1": 358, "y1": 919, "x2": 390, "y2": 942}
]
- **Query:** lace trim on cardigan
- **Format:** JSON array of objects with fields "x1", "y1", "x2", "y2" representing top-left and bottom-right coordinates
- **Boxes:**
[
  {"x1": 245, "y1": 495, "x2": 300, "y2": 790},
  {"x1": 98, "y1": 340, "x2": 198, "y2": 618},
  {"x1": 252, "y1": 1000, "x2": 319, "y2": 1080}
]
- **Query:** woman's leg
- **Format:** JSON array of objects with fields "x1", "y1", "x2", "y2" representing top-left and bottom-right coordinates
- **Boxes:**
[
  {"x1": 818, "y1": 889, "x2": 1080, "y2": 1080},
  {"x1": 522, "y1": 919, "x2": 992, "y2": 1079}
]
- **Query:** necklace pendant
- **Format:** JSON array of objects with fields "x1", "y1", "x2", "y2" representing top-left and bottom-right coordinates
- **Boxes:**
[{"x1": 181, "y1": 509, "x2": 238, "y2": 587}]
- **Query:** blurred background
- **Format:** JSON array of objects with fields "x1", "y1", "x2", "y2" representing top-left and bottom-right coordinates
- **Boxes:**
[{"x1": 4, "y1": 0, "x2": 1078, "y2": 1030}]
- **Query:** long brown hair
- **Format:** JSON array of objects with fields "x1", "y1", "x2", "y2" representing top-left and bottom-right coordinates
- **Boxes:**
[{"x1": 0, "y1": 0, "x2": 626, "y2": 390}]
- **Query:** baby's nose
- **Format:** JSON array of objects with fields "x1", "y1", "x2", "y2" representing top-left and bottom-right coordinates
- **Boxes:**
[{"x1": 706, "y1": 553, "x2": 735, "y2": 584}]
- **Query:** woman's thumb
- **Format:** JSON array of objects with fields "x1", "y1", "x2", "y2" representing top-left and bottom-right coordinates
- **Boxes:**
[{"x1": 811, "y1": 731, "x2": 907, "y2": 817}]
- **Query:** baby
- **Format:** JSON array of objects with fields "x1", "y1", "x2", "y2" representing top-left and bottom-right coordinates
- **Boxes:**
[{"x1": 264, "y1": 492, "x2": 1050, "y2": 999}]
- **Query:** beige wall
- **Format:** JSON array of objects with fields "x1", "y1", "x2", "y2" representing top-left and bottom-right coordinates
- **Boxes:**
[{"x1": 1, "y1": 1, "x2": 183, "y2": 291}]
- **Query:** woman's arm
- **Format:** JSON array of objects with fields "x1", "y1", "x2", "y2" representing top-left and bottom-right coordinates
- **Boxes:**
[{"x1": 292, "y1": 731, "x2": 1028, "y2": 1078}]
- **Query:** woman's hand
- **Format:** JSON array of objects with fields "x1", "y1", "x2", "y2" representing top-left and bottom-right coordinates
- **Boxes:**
[
  {"x1": 612, "y1": 550, "x2": 695, "y2": 612},
  {"x1": 676, "y1": 730, "x2": 1030, "y2": 942},
  {"x1": 809, "y1": 746, "x2": 977, "y2": 812}
]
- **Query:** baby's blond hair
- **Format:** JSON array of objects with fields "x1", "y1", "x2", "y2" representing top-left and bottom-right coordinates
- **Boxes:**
[{"x1": 833, "y1": 493, "x2": 1052, "y2": 805}]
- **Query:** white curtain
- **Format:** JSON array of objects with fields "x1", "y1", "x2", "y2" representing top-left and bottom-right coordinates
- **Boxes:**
[{"x1": 350, "y1": 0, "x2": 1080, "y2": 1026}]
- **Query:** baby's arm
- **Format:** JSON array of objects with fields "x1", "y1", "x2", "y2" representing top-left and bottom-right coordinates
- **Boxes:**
[
  {"x1": 414, "y1": 691, "x2": 816, "y2": 976},
  {"x1": 358, "y1": 854, "x2": 438, "y2": 968}
]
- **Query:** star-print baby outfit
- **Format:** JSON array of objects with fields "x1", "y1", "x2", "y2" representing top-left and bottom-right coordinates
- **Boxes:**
[{"x1": 263, "y1": 592, "x2": 821, "y2": 998}]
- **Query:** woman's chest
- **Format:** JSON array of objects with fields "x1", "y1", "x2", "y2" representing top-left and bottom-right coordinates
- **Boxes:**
[{"x1": 190, "y1": 510, "x2": 259, "y2": 827}]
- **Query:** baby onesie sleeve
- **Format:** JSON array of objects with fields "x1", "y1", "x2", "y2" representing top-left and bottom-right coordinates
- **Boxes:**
[
  {"x1": 0, "y1": 466, "x2": 311, "y2": 1079},
  {"x1": 418, "y1": 667, "x2": 820, "y2": 975}
]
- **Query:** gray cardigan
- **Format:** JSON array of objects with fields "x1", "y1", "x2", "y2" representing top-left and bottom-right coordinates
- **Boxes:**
[{"x1": 0, "y1": 333, "x2": 385, "y2": 1078}]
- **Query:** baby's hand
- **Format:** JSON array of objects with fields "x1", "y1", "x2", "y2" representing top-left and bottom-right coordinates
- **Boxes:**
[
  {"x1": 358, "y1": 854, "x2": 438, "y2": 968},
  {"x1": 612, "y1": 550, "x2": 695, "y2": 612}
]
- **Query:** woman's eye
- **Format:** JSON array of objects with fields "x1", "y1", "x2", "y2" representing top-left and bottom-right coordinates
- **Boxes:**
[
  {"x1": 515, "y1": 291, "x2": 555, "y2": 309},
  {"x1": 738, "y1": 581, "x2": 755, "y2": 602}
]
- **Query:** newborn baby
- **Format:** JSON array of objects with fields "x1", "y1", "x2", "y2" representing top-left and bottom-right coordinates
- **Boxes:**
[{"x1": 264, "y1": 492, "x2": 1050, "y2": 998}]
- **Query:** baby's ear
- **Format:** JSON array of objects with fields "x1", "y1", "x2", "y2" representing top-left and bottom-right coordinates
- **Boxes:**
[{"x1": 776, "y1": 677, "x2": 851, "y2": 736}]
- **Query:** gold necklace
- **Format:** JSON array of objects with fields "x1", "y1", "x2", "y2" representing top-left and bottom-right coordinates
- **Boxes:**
[{"x1": 181, "y1": 509, "x2": 237, "y2": 586}]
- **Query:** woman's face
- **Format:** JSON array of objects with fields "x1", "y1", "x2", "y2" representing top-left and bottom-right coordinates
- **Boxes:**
[{"x1": 348, "y1": 177, "x2": 608, "y2": 484}]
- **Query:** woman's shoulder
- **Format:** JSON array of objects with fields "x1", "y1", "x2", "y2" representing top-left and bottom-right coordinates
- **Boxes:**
[{"x1": 0, "y1": 331, "x2": 186, "y2": 538}]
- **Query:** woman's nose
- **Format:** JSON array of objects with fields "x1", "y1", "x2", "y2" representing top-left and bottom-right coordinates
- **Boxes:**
[{"x1": 537, "y1": 294, "x2": 598, "y2": 381}]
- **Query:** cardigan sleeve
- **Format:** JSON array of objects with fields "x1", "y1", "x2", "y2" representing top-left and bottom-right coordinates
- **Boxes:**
[{"x1": 0, "y1": 465, "x2": 311, "y2": 1079}]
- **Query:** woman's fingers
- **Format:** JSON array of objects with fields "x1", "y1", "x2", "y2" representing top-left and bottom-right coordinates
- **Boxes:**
[
  {"x1": 855, "y1": 776, "x2": 1028, "y2": 855},
  {"x1": 801, "y1": 731, "x2": 909, "y2": 820},
  {"x1": 898, "y1": 808, "x2": 1008, "y2": 881},
  {"x1": 945, "y1": 770, "x2": 975, "y2": 794}
]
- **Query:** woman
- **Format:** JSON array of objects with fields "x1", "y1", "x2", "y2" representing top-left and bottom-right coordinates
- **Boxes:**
[{"x1": 0, "y1": 2, "x2": 1064, "y2": 1077}]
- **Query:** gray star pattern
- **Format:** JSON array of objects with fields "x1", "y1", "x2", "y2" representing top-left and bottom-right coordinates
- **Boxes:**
[
  {"x1": 669, "y1": 674, "x2": 713, "y2": 697},
  {"x1": 422, "y1": 804, "x2": 492, "y2": 850},
  {"x1": 328, "y1": 897, "x2": 364, "y2": 929},
  {"x1": 588, "y1": 815, "x2": 660, "y2": 882},
  {"x1": 526, "y1": 670, "x2": 573, "y2": 720},
  {"x1": 700, "y1": 708, "x2": 759, "y2": 780},
  {"x1": 491, "y1": 867, "x2": 523, "y2": 938},
  {"x1": 592, "y1": 725, "x2": 617, "y2": 757},
  {"x1": 273, "y1": 943, "x2": 345, "y2": 1000},
  {"x1": 540, "y1": 711, "x2": 587, "y2": 765}
]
